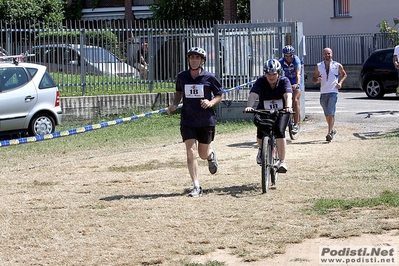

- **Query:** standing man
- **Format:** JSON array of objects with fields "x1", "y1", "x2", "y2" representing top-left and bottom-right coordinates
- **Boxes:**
[
  {"x1": 279, "y1": 45, "x2": 302, "y2": 133},
  {"x1": 244, "y1": 59, "x2": 293, "y2": 172},
  {"x1": 312, "y1": 47, "x2": 347, "y2": 142},
  {"x1": 393, "y1": 44, "x2": 399, "y2": 96},
  {"x1": 135, "y1": 42, "x2": 149, "y2": 79},
  {"x1": 167, "y1": 47, "x2": 223, "y2": 197}
]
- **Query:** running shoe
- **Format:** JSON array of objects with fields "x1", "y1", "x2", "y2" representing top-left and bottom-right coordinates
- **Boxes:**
[
  {"x1": 188, "y1": 187, "x2": 203, "y2": 197},
  {"x1": 291, "y1": 125, "x2": 299, "y2": 134},
  {"x1": 326, "y1": 133, "x2": 333, "y2": 142},
  {"x1": 275, "y1": 160, "x2": 287, "y2": 173},
  {"x1": 207, "y1": 148, "x2": 218, "y2": 174}
]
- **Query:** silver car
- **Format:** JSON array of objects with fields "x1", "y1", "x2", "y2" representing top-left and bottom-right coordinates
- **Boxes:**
[
  {"x1": 0, "y1": 59, "x2": 62, "y2": 137},
  {"x1": 26, "y1": 44, "x2": 138, "y2": 77}
]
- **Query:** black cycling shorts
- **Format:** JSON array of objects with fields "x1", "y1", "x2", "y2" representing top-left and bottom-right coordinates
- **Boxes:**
[{"x1": 256, "y1": 113, "x2": 290, "y2": 139}]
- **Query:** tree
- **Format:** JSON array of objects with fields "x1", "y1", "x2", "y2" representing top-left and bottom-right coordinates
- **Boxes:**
[
  {"x1": 377, "y1": 17, "x2": 399, "y2": 46},
  {"x1": 0, "y1": 0, "x2": 65, "y2": 23},
  {"x1": 150, "y1": 0, "x2": 250, "y2": 21}
]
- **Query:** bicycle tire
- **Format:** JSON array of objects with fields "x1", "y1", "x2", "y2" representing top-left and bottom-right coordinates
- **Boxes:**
[
  {"x1": 288, "y1": 113, "x2": 300, "y2": 140},
  {"x1": 270, "y1": 136, "x2": 279, "y2": 188},
  {"x1": 261, "y1": 135, "x2": 271, "y2": 193}
]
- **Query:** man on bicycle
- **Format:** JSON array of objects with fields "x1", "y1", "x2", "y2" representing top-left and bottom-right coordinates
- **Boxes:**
[
  {"x1": 279, "y1": 45, "x2": 302, "y2": 134},
  {"x1": 244, "y1": 59, "x2": 293, "y2": 173}
]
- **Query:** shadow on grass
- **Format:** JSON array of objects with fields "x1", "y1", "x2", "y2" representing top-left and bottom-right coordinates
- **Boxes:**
[
  {"x1": 353, "y1": 128, "x2": 399, "y2": 140},
  {"x1": 99, "y1": 184, "x2": 260, "y2": 201}
]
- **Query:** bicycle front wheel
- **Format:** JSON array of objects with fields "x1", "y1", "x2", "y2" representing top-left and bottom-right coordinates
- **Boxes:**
[
  {"x1": 288, "y1": 113, "x2": 300, "y2": 140},
  {"x1": 261, "y1": 136, "x2": 273, "y2": 193},
  {"x1": 270, "y1": 136, "x2": 279, "y2": 188}
]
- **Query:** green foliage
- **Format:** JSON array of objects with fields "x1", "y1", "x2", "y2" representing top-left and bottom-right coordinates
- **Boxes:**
[
  {"x1": 64, "y1": 0, "x2": 84, "y2": 20},
  {"x1": 150, "y1": 0, "x2": 223, "y2": 20},
  {"x1": 377, "y1": 18, "x2": 399, "y2": 46},
  {"x1": 0, "y1": 0, "x2": 65, "y2": 23},
  {"x1": 237, "y1": 0, "x2": 250, "y2": 21},
  {"x1": 35, "y1": 30, "x2": 120, "y2": 58},
  {"x1": 311, "y1": 190, "x2": 399, "y2": 215}
]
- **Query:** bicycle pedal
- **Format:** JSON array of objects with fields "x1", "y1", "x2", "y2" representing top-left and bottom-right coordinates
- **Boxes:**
[{"x1": 277, "y1": 168, "x2": 287, "y2": 174}]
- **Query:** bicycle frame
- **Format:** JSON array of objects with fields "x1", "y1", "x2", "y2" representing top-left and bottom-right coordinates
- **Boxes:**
[{"x1": 245, "y1": 109, "x2": 285, "y2": 193}]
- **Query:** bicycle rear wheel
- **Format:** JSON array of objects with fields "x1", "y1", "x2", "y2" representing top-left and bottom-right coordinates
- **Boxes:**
[
  {"x1": 261, "y1": 136, "x2": 272, "y2": 193},
  {"x1": 288, "y1": 113, "x2": 300, "y2": 140}
]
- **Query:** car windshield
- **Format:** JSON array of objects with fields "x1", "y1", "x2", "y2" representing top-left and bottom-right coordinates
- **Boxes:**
[{"x1": 83, "y1": 47, "x2": 120, "y2": 63}]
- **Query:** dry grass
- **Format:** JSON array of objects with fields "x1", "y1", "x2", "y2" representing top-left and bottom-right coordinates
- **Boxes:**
[{"x1": 0, "y1": 118, "x2": 398, "y2": 265}]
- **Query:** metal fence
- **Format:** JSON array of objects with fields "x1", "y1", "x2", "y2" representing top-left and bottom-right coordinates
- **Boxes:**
[{"x1": 0, "y1": 19, "x2": 396, "y2": 97}]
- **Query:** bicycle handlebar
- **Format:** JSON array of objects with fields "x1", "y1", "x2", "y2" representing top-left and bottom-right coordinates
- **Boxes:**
[{"x1": 243, "y1": 110, "x2": 293, "y2": 115}]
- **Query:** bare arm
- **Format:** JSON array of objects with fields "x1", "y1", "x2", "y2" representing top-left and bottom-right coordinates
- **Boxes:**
[
  {"x1": 336, "y1": 63, "x2": 347, "y2": 89},
  {"x1": 283, "y1": 92, "x2": 293, "y2": 109},
  {"x1": 200, "y1": 94, "x2": 223, "y2": 109},
  {"x1": 393, "y1": 55, "x2": 399, "y2": 69},
  {"x1": 311, "y1": 65, "x2": 321, "y2": 84},
  {"x1": 244, "y1": 92, "x2": 259, "y2": 111},
  {"x1": 167, "y1": 91, "x2": 183, "y2": 115}
]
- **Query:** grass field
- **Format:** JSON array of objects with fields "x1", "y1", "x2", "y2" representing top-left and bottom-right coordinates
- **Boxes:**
[{"x1": 0, "y1": 112, "x2": 398, "y2": 265}]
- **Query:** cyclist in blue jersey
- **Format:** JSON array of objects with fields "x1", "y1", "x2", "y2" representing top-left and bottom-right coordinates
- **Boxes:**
[
  {"x1": 279, "y1": 45, "x2": 302, "y2": 133},
  {"x1": 167, "y1": 47, "x2": 223, "y2": 197}
]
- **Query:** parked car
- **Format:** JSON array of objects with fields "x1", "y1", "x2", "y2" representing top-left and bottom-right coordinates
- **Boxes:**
[
  {"x1": 359, "y1": 48, "x2": 398, "y2": 98},
  {"x1": 25, "y1": 44, "x2": 138, "y2": 78},
  {"x1": 0, "y1": 57, "x2": 62, "y2": 137}
]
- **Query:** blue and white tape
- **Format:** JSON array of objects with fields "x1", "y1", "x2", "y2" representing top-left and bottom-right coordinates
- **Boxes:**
[{"x1": 0, "y1": 80, "x2": 255, "y2": 147}]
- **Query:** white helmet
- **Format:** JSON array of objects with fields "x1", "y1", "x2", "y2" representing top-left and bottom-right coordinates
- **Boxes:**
[{"x1": 187, "y1": 47, "x2": 207, "y2": 61}]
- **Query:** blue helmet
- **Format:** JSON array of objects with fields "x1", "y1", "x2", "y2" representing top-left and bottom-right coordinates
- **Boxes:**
[
  {"x1": 282, "y1": 45, "x2": 295, "y2": 55},
  {"x1": 263, "y1": 59, "x2": 282, "y2": 74}
]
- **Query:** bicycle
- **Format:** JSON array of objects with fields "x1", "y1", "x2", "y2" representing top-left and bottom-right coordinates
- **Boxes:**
[
  {"x1": 288, "y1": 112, "x2": 300, "y2": 140},
  {"x1": 245, "y1": 109, "x2": 288, "y2": 193}
]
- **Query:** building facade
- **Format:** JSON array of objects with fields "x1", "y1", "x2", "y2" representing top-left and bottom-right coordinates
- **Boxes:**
[{"x1": 250, "y1": 0, "x2": 399, "y2": 35}]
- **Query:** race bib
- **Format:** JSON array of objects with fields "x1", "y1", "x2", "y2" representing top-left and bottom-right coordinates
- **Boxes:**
[
  {"x1": 185, "y1": 84, "x2": 204, "y2": 98},
  {"x1": 263, "y1": 99, "x2": 283, "y2": 110}
]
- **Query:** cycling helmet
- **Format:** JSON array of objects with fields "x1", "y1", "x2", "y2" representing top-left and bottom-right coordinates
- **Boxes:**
[
  {"x1": 282, "y1": 45, "x2": 295, "y2": 55},
  {"x1": 263, "y1": 59, "x2": 282, "y2": 74},
  {"x1": 187, "y1": 47, "x2": 207, "y2": 60}
]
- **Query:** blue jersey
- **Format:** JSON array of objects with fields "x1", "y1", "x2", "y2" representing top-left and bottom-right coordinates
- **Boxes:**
[
  {"x1": 176, "y1": 69, "x2": 224, "y2": 127},
  {"x1": 279, "y1": 55, "x2": 301, "y2": 86}
]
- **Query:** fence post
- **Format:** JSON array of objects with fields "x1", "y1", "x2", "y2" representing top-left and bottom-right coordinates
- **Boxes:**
[{"x1": 80, "y1": 29, "x2": 87, "y2": 96}]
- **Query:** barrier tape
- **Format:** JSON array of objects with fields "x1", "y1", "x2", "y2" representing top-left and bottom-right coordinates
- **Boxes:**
[{"x1": 0, "y1": 80, "x2": 255, "y2": 148}]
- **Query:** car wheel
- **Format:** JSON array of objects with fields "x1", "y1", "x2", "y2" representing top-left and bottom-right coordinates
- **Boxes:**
[
  {"x1": 364, "y1": 79, "x2": 385, "y2": 99},
  {"x1": 28, "y1": 114, "x2": 56, "y2": 136}
]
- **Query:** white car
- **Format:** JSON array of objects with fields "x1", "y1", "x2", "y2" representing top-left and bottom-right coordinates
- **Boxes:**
[
  {"x1": 25, "y1": 44, "x2": 138, "y2": 77},
  {"x1": 0, "y1": 57, "x2": 62, "y2": 137}
]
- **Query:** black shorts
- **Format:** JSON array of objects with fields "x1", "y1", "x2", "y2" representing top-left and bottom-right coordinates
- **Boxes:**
[
  {"x1": 256, "y1": 113, "x2": 290, "y2": 139},
  {"x1": 180, "y1": 125, "x2": 215, "y2": 144}
]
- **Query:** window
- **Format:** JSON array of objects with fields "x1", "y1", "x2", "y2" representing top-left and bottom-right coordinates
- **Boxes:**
[
  {"x1": 334, "y1": 0, "x2": 350, "y2": 17},
  {"x1": 0, "y1": 67, "x2": 29, "y2": 92}
]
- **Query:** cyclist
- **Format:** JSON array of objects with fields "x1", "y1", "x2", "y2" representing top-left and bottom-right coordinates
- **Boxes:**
[
  {"x1": 167, "y1": 47, "x2": 223, "y2": 197},
  {"x1": 244, "y1": 59, "x2": 293, "y2": 173},
  {"x1": 279, "y1": 45, "x2": 302, "y2": 133}
]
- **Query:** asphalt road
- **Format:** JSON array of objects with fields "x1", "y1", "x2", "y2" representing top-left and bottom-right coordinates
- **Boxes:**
[{"x1": 303, "y1": 89, "x2": 399, "y2": 133}]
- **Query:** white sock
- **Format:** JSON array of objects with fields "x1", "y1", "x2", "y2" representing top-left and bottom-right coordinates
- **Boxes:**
[{"x1": 193, "y1": 180, "x2": 200, "y2": 188}]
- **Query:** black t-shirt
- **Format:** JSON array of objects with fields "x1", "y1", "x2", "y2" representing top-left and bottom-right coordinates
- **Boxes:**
[
  {"x1": 250, "y1": 75, "x2": 292, "y2": 110},
  {"x1": 176, "y1": 69, "x2": 224, "y2": 127}
]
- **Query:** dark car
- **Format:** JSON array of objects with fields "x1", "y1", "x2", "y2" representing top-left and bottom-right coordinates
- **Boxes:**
[{"x1": 359, "y1": 48, "x2": 398, "y2": 98}]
